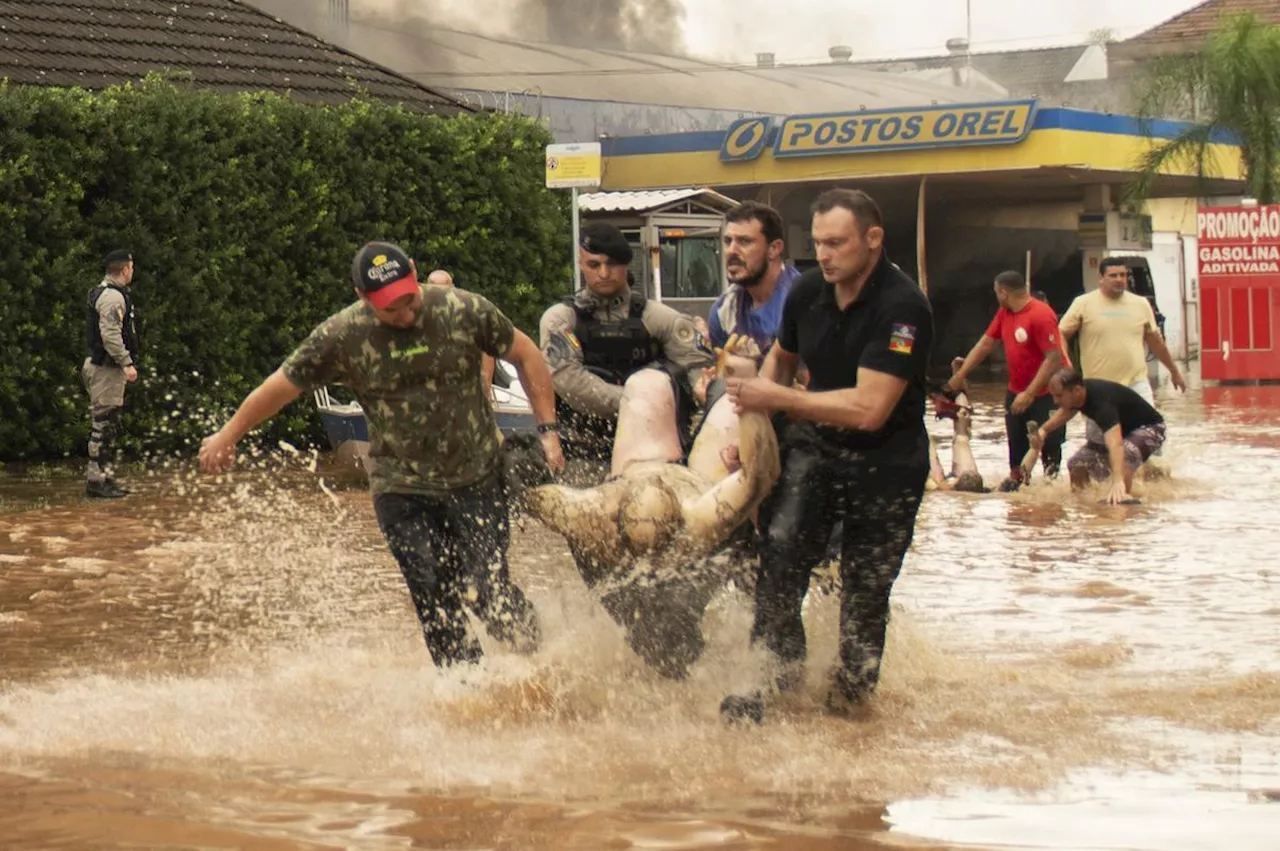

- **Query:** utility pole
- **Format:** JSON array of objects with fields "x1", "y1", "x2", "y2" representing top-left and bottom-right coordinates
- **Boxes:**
[{"x1": 966, "y1": 0, "x2": 973, "y2": 73}]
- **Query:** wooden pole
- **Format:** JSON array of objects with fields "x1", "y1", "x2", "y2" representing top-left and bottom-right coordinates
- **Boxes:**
[{"x1": 916, "y1": 176, "x2": 928, "y2": 295}]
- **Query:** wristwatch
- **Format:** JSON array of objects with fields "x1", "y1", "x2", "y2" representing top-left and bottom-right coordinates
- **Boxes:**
[{"x1": 536, "y1": 421, "x2": 559, "y2": 435}]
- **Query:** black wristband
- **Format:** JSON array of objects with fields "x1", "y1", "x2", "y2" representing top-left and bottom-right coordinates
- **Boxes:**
[{"x1": 536, "y1": 421, "x2": 559, "y2": 434}]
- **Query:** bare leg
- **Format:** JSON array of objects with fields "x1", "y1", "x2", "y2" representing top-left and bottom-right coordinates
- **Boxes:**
[
  {"x1": 687, "y1": 394, "x2": 741, "y2": 485},
  {"x1": 949, "y1": 391, "x2": 985, "y2": 492},
  {"x1": 610, "y1": 369, "x2": 683, "y2": 478},
  {"x1": 927, "y1": 435, "x2": 945, "y2": 489},
  {"x1": 687, "y1": 355, "x2": 758, "y2": 486}
]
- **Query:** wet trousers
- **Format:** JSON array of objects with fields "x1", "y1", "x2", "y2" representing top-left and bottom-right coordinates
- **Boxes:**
[
  {"x1": 82, "y1": 359, "x2": 127, "y2": 483},
  {"x1": 373, "y1": 474, "x2": 540, "y2": 666},
  {"x1": 752, "y1": 433, "x2": 927, "y2": 702},
  {"x1": 85, "y1": 406, "x2": 122, "y2": 484},
  {"x1": 1005, "y1": 390, "x2": 1064, "y2": 475}
]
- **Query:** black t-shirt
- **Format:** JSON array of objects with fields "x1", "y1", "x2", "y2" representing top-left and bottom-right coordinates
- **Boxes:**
[
  {"x1": 776, "y1": 257, "x2": 933, "y2": 458},
  {"x1": 1080, "y1": 379, "x2": 1164, "y2": 435}
]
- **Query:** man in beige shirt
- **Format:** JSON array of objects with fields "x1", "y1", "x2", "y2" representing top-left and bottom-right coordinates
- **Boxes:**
[
  {"x1": 1060, "y1": 257, "x2": 1185, "y2": 445},
  {"x1": 1060, "y1": 258, "x2": 1187, "y2": 397}
]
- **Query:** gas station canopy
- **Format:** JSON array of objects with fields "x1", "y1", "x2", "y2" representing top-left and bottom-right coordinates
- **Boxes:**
[{"x1": 597, "y1": 101, "x2": 1245, "y2": 200}]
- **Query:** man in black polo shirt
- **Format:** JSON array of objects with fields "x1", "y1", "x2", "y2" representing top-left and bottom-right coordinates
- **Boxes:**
[
  {"x1": 1032, "y1": 367, "x2": 1166, "y2": 505},
  {"x1": 722, "y1": 188, "x2": 933, "y2": 722}
]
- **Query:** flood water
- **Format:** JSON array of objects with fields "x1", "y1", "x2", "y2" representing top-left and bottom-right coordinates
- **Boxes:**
[{"x1": 1, "y1": 379, "x2": 1278, "y2": 850}]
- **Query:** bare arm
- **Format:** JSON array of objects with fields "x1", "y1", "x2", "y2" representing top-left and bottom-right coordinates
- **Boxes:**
[
  {"x1": 1035, "y1": 406, "x2": 1076, "y2": 443},
  {"x1": 1024, "y1": 347, "x2": 1063, "y2": 397},
  {"x1": 1103, "y1": 424, "x2": 1129, "y2": 498},
  {"x1": 508, "y1": 329, "x2": 565, "y2": 470},
  {"x1": 507, "y1": 330, "x2": 557, "y2": 426},
  {"x1": 199, "y1": 369, "x2": 303, "y2": 472},
  {"x1": 949, "y1": 334, "x2": 997, "y2": 384},
  {"x1": 1145, "y1": 329, "x2": 1186, "y2": 388},
  {"x1": 761, "y1": 367, "x2": 907, "y2": 433},
  {"x1": 481, "y1": 355, "x2": 495, "y2": 399},
  {"x1": 759, "y1": 344, "x2": 800, "y2": 387}
]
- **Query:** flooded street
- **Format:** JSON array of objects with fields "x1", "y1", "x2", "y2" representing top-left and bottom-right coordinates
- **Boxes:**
[{"x1": 1, "y1": 381, "x2": 1278, "y2": 850}]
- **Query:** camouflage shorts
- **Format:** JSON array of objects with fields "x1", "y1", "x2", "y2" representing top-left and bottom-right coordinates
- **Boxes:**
[{"x1": 1067, "y1": 423, "x2": 1167, "y2": 481}]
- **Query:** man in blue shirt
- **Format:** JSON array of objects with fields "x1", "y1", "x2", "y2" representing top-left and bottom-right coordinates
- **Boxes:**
[{"x1": 707, "y1": 202, "x2": 801, "y2": 360}]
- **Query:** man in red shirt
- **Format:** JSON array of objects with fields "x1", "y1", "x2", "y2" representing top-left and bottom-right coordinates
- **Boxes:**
[{"x1": 944, "y1": 270, "x2": 1067, "y2": 491}]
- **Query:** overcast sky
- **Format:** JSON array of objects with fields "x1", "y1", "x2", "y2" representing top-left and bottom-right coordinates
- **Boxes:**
[{"x1": 681, "y1": 0, "x2": 1202, "y2": 62}]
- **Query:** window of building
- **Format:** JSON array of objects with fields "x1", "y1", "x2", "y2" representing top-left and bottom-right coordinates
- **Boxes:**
[{"x1": 657, "y1": 231, "x2": 721, "y2": 300}]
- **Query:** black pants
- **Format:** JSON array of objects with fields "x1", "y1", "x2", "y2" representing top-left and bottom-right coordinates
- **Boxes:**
[
  {"x1": 589, "y1": 555, "x2": 723, "y2": 681},
  {"x1": 752, "y1": 430, "x2": 927, "y2": 702},
  {"x1": 373, "y1": 474, "x2": 539, "y2": 666},
  {"x1": 1005, "y1": 390, "x2": 1064, "y2": 475}
]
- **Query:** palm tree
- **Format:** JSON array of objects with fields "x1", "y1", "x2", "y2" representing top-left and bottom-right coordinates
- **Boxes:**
[{"x1": 1127, "y1": 13, "x2": 1280, "y2": 205}]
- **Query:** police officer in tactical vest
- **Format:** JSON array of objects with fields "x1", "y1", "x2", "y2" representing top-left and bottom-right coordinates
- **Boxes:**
[
  {"x1": 538, "y1": 222, "x2": 714, "y2": 459},
  {"x1": 82, "y1": 249, "x2": 140, "y2": 498}
]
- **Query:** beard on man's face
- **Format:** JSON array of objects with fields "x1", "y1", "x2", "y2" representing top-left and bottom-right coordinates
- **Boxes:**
[{"x1": 727, "y1": 254, "x2": 768, "y2": 288}]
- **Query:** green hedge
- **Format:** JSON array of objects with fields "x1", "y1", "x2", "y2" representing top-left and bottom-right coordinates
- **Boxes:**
[{"x1": 0, "y1": 76, "x2": 571, "y2": 462}]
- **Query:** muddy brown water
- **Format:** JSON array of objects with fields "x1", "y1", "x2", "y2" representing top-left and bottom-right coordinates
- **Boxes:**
[{"x1": 1, "y1": 382, "x2": 1278, "y2": 850}]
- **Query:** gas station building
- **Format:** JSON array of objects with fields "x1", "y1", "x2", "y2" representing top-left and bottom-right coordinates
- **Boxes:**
[{"x1": 595, "y1": 101, "x2": 1245, "y2": 372}]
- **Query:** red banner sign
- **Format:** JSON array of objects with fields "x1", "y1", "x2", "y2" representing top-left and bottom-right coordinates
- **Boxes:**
[{"x1": 1197, "y1": 205, "x2": 1280, "y2": 381}]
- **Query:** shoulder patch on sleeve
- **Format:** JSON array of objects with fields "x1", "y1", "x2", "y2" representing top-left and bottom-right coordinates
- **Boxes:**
[
  {"x1": 889, "y1": 323, "x2": 916, "y2": 355},
  {"x1": 544, "y1": 330, "x2": 580, "y2": 367}
]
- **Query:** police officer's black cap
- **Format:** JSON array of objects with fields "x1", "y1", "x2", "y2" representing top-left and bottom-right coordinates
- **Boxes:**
[
  {"x1": 579, "y1": 222, "x2": 633, "y2": 265},
  {"x1": 103, "y1": 249, "x2": 133, "y2": 268}
]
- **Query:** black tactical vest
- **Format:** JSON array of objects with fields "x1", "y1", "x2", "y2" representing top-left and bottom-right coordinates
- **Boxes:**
[
  {"x1": 86, "y1": 282, "x2": 139, "y2": 366},
  {"x1": 564, "y1": 290, "x2": 662, "y2": 385}
]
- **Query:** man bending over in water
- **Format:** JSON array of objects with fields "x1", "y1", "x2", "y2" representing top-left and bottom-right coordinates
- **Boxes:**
[
  {"x1": 1032, "y1": 367, "x2": 1166, "y2": 505},
  {"x1": 523, "y1": 337, "x2": 781, "y2": 679}
]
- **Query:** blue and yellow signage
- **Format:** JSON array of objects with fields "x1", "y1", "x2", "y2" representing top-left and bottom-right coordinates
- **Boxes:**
[
  {"x1": 720, "y1": 116, "x2": 772, "y2": 162},
  {"x1": 718, "y1": 100, "x2": 1037, "y2": 162}
]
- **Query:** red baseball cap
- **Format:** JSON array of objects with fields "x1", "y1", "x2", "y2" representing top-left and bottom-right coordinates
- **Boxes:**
[{"x1": 351, "y1": 242, "x2": 420, "y2": 309}]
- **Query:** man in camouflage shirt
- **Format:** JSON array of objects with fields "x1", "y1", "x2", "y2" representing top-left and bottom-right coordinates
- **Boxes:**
[{"x1": 200, "y1": 242, "x2": 565, "y2": 667}]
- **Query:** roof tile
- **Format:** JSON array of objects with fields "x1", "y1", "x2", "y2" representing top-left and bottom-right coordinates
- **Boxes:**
[
  {"x1": 1121, "y1": 0, "x2": 1280, "y2": 49},
  {"x1": 0, "y1": 0, "x2": 464, "y2": 112}
]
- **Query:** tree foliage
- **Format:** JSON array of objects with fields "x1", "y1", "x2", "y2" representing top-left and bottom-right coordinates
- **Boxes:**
[
  {"x1": 0, "y1": 76, "x2": 571, "y2": 462},
  {"x1": 1128, "y1": 13, "x2": 1280, "y2": 205}
]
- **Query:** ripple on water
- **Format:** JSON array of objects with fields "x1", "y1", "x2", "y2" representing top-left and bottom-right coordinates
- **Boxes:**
[{"x1": 0, "y1": 386, "x2": 1277, "y2": 850}]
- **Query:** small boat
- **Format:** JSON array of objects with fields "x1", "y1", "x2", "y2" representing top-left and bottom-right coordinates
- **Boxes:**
[{"x1": 313, "y1": 359, "x2": 537, "y2": 474}]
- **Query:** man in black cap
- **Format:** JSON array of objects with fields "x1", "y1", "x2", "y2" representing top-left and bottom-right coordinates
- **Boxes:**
[
  {"x1": 538, "y1": 221, "x2": 715, "y2": 466},
  {"x1": 82, "y1": 249, "x2": 139, "y2": 498},
  {"x1": 199, "y1": 241, "x2": 565, "y2": 669}
]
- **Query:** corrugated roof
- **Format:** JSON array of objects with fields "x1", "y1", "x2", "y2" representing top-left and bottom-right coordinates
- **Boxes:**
[
  {"x1": 849, "y1": 45, "x2": 1090, "y2": 93},
  {"x1": 245, "y1": 4, "x2": 988, "y2": 114},
  {"x1": 578, "y1": 188, "x2": 738, "y2": 213},
  {"x1": 0, "y1": 0, "x2": 464, "y2": 113}
]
